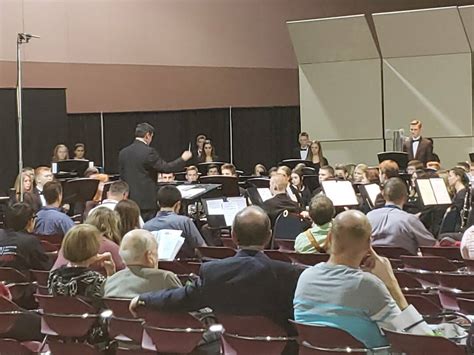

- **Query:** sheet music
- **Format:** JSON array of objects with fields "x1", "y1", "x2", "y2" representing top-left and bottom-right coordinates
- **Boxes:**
[
  {"x1": 322, "y1": 180, "x2": 358, "y2": 206},
  {"x1": 417, "y1": 179, "x2": 437, "y2": 206},
  {"x1": 177, "y1": 184, "x2": 195, "y2": 192},
  {"x1": 257, "y1": 188, "x2": 273, "y2": 202},
  {"x1": 151, "y1": 229, "x2": 185, "y2": 261},
  {"x1": 179, "y1": 187, "x2": 206, "y2": 199},
  {"x1": 365, "y1": 184, "x2": 381, "y2": 206},
  {"x1": 430, "y1": 178, "x2": 451, "y2": 205},
  {"x1": 206, "y1": 199, "x2": 224, "y2": 215}
]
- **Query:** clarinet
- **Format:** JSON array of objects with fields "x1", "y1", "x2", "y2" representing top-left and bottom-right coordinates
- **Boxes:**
[{"x1": 461, "y1": 184, "x2": 471, "y2": 230}]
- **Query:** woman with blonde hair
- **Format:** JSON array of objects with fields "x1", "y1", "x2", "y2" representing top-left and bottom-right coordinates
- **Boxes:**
[
  {"x1": 52, "y1": 207, "x2": 125, "y2": 270},
  {"x1": 51, "y1": 144, "x2": 69, "y2": 163}
]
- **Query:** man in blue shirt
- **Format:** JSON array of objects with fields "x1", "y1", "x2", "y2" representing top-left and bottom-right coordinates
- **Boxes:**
[
  {"x1": 143, "y1": 185, "x2": 206, "y2": 258},
  {"x1": 34, "y1": 181, "x2": 74, "y2": 237}
]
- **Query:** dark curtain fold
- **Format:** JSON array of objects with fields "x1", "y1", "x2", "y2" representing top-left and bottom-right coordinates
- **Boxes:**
[{"x1": 232, "y1": 106, "x2": 300, "y2": 174}]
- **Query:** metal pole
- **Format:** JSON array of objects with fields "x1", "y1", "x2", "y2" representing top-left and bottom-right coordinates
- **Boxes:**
[
  {"x1": 100, "y1": 111, "x2": 105, "y2": 169},
  {"x1": 229, "y1": 106, "x2": 233, "y2": 164},
  {"x1": 16, "y1": 35, "x2": 24, "y2": 201}
]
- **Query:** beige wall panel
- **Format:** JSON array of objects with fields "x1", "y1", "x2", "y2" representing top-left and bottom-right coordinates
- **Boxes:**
[
  {"x1": 383, "y1": 53, "x2": 472, "y2": 138},
  {"x1": 0, "y1": 0, "x2": 23, "y2": 61},
  {"x1": 373, "y1": 7, "x2": 470, "y2": 58},
  {"x1": 322, "y1": 139, "x2": 384, "y2": 166},
  {"x1": 430, "y1": 137, "x2": 474, "y2": 168},
  {"x1": 300, "y1": 59, "x2": 382, "y2": 141}
]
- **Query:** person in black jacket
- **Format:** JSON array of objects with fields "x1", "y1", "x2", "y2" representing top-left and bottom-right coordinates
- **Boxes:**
[
  {"x1": 130, "y1": 206, "x2": 303, "y2": 334},
  {"x1": 119, "y1": 123, "x2": 192, "y2": 221}
]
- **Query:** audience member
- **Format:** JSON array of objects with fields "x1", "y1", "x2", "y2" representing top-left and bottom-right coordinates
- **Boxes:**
[
  {"x1": 293, "y1": 132, "x2": 310, "y2": 160},
  {"x1": 48, "y1": 224, "x2": 115, "y2": 347},
  {"x1": 73, "y1": 143, "x2": 87, "y2": 160},
  {"x1": 158, "y1": 172, "x2": 175, "y2": 183},
  {"x1": 143, "y1": 185, "x2": 206, "y2": 258},
  {"x1": 402, "y1": 119, "x2": 433, "y2": 165},
  {"x1": 51, "y1": 144, "x2": 69, "y2": 163},
  {"x1": 294, "y1": 210, "x2": 430, "y2": 349},
  {"x1": 185, "y1": 165, "x2": 199, "y2": 183},
  {"x1": 34, "y1": 181, "x2": 74, "y2": 237},
  {"x1": 334, "y1": 164, "x2": 349, "y2": 180},
  {"x1": 262, "y1": 174, "x2": 300, "y2": 226},
  {"x1": 253, "y1": 163, "x2": 267, "y2": 176},
  {"x1": 130, "y1": 206, "x2": 303, "y2": 334},
  {"x1": 199, "y1": 140, "x2": 218, "y2": 163},
  {"x1": 105, "y1": 229, "x2": 181, "y2": 298},
  {"x1": 53, "y1": 207, "x2": 125, "y2": 270},
  {"x1": 115, "y1": 199, "x2": 141, "y2": 237},
  {"x1": 0, "y1": 203, "x2": 50, "y2": 271},
  {"x1": 294, "y1": 195, "x2": 334, "y2": 253},
  {"x1": 461, "y1": 225, "x2": 474, "y2": 260},
  {"x1": 307, "y1": 140, "x2": 328, "y2": 166},
  {"x1": 367, "y1": 178, "x2": 436, "y2": 255}
]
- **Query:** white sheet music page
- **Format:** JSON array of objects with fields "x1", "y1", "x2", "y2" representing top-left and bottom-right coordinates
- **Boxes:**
[
  {"x1": 322, "y1": 180, "x2": 358, "y2": 206},
  {"x1": 206, "y1": 199, "x2": 224, "y2": 215},
  {"x1": 151, "y1": 230, "x2": 185, "y2": 261},
  {"x1": 365, "y1": 184, "x2": 381, "y2": 206},
  {"x1": 257, "y1": 188, "x2": 273, "y2": 202},
  {"x1": 430, "y1": 178, "x2": 451, "y2": 205},
  {"x1": 222, "y1": 197, "x2": 248, "y2": 226},
  {"x1": 417, "y1": 179, "x2": 437, "y2": 206}
]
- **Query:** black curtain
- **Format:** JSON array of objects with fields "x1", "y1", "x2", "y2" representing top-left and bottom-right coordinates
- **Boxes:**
[
  {"x1": 103, "y1": 108, "x2": 230, "y2": 174},
  {"x1": 0, "y1": 88, "x2": 68, "y2": 195},
  {"x1": 232, "y1": 106, "x2": 300, "y2": 173}
]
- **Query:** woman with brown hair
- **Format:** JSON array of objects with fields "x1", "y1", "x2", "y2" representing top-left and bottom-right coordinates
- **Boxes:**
[
  {"x1": 306, "y1": 140, "x2": 328, "y2": 166},
  {"x1": 51, "y1": 144, "x2": 69, "y2": 163},
  {"x1": 52, "y1": 207, "x2": 125, "y2": 270},
  {"x1": 115, "y1": 199, "x2": 141, "y2": 237}
]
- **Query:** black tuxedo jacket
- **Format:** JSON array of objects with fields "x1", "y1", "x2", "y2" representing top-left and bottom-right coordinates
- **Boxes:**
[
  {"x1": 402, "y1": 137, "x2": 433, "y2": 165},
  {"x1": 118, "y1": 140, "x2": 185, "y2": 210},
  {"x1": 292, "y1": 146, "x2": 309, "y2": 160},
  {"x1": 262, "y1": 193, "x2": 301, "y2": 226},
  {"x1": 139, "y1": 249, "x2": 302, "y2": 331}
]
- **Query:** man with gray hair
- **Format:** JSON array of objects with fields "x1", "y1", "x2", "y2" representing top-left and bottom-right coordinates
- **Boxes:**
[{"x1": 104, "y1": 229, "x2": 181, "y2": 298}]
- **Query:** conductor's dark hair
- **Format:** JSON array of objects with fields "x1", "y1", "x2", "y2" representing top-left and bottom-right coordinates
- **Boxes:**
[
  {"x1": 135, "y1": 123, "x2": 155, "y2": 138},
  {"x1": 157, "y1": 185, "x2": 182, "y2": 208},
  {"x1": 6, "y1": 203, "x2": 34, "y2": 231}
]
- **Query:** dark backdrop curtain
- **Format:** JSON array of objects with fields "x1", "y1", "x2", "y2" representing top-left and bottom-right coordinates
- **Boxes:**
[{"x1": 232, "y1": 106, "x2": 300, "y2": 173}]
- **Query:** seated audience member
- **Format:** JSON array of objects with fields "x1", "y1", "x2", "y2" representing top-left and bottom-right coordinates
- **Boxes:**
[
  {"x1": 294, "y1": 196, "x2": 334, "y2": 254},
  {"x1": 51, "y1": 144, "x2": 69, "y2": 163},
  {"x1": 130, "y1": 206, "x2": 303, "y2": 333},
  {"x1": 48, "y1": 224, "x2": 115, "y2": 346},
  {"x1": 34, "y1": 181, "x2": 74, "y2": 237},
  {"x1": 0, "y1": 203, "x2": 50, "y2": 271},
  {"x1": 73, "y1": 143, "x2": 87, "y2": 160},
  {"x1": 143, "y1": 185, "x2": 206, "y2": 258},
  {"x1": 307, "y1": 140, "x2": 328, "y2": 166},
  {"x1": 406, "y1": 160, "x2": 424, "y2": 175},
  {"x1": 206, "y1": 164, "x2": 220, "y2": 176},
  {"x1": 262, "y1": 174, "x2": 301, "y2": 226},
  {"x1": 253, "y1": 163, "x2": 267, "y2": 176},
  {"x1": 30, "y1": 166, "x2": 54, "y2": 210},
  {"x1": 158, "y1": 172, "x2": 175, "y2": 183},
  {"x1": 353, "y1": 164, "x2": 369, "y2": 184},
  {"x1": 294, "y1": 210, "x2": 430, "y2": 349},
  {"x1": 53, "y1": 207, "x2": 125, "y2": 271},
  {"x1": 427, "y1": 161, "x2": 441, "y2": 171},
  {"x1": 367, "y1": 178, "x2": 436, "y2": 255},
  {"x1": 291, "y1": 169, "x2": 312, "y2": 208},
  {"x1": 105, "y1": 229, "x2": 182, "y2": 298},
  {"x1": 115, "y1": 200, "x2": 141, "y2": 237},
  {"x1": 198, "y1": 140, "x2": 218, "y2": 163},
  {"x1": 334, "y1": 164, "x2": 349, "y2": 180},
  {"x1": 185, "y1": 165, "x2": 199, "y2": 183}
]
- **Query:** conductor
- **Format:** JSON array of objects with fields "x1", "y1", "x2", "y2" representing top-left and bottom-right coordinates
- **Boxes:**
[{"x1": 119, "y1": 123, "x2": 192, "y2": 221}]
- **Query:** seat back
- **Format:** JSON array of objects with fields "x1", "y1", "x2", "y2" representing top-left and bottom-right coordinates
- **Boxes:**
[
  {"x1": 217, "y1": 314, "x2": 290, "y2": 355},
  {"x1": 286, "y1": 252, "x2": 329, "y2": 266},
  {"x1": 137, "y1": 309, "x2": 205, "y2": 353},
  {"x1": 457, "y1": 297, "x2": 474, "y2": 314},
  {"x1": 196, "y1": 246, "x2": 236, "y2": 260},
  {"x1": 401, "y1": 255, "x2": 458, "y2": 272},
  {"x1": 419, "y1": 246, "x2": 463, "y2": 260},
  {"x1": 221, "y1": 237, "x2": 238, "y2": 249},
  {"x1": 373, "y1": 246, "x2": 413, "y2": 259},
  {"x1": 436, "y1": 273, "x2": 474, "y2": 291},
  {"x1": 290, "y1": 320, "x2": 372, "y2": 354},
  {"x1": 403, "y1": 294, "x2": 442, "y2": 317},
  {"x1": 272, "y1": 211, "x2": 306, "y2": 246},
  {"x1": 263, "y1": 250, "x2": 292, "y2": 263},
  {"x1": 383, "y1": 328, "x2": 464, "y2": 355},
  {"x1": 36, "y1": 234, "x2": 63, "y2": 248},
  {"x1": 103, "y1": 297, "x2": 144, "y2": 344},
  {"x1": 0, "y1": 267, "x2": 29, "y2": 283},
  {"x1": 0, "y1": 296, "x2": 22, "y2": 333},
  {"x1": 274, "y1": 239, "x2": 295, "y2": 251}
]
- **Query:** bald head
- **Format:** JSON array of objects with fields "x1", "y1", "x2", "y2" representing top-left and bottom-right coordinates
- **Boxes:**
[
  {"x1": 232, "y1": 206, "x2": 271, "y2": 248},
  {"x1": 270, "y1": 174, "x2": 287, "y2": 195},
  {"x1": 119, "y1": 229, "x2": 158, "y2": 268},
  {"x1": 329, "y1": 210, "x2": 371, "y2": 256}
]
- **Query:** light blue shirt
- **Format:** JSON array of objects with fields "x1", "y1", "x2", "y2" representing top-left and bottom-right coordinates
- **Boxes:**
[{"x1": 34, "y1": 206, "x2": 74, "y2": 236}]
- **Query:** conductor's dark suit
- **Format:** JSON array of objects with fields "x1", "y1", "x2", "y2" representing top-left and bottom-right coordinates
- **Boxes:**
[
  {"x1": 402, "y1": 137, "x2": 433, "y2": 165},
  {"x1": 139, "y1": 249, "x2": 302, "y2": 331},
  {"x1": 118, "y1": 139, "x2": 185, "y2": 213}
]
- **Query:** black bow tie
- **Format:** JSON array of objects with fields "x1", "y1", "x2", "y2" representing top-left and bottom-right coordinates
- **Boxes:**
[
  {"x1": 412, "y1": 138, "x2": 420, "y2": 142},
  {"x1": 300, "y1": 148, "x2": 308, "y2": 151}
]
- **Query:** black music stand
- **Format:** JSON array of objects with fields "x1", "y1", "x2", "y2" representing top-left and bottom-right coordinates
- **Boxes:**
[
  {"x1": 469, "y1": 153, "x2": 474, "y2": 163},
  {"x1": 245, "y1": 177, "x2": 270, "y2": 189},
  {"x1": 197, "y1": 162, "x2": 226, "y2": 175},
  {"x1": 279, "y1": 159, "x2": 316, "y2": 169},
  {"x1": 55, "y1": 159, "x2": 90, "y2": 177},
  {"x1": 199, "y1": 176, "x2": 240, "y2": 197},
  {"x1": 377, "y1": 152, "x2": 409, "y2": 170},
  {"x1": 62, "y1": 178, "x2": 99, "y2": 206}
]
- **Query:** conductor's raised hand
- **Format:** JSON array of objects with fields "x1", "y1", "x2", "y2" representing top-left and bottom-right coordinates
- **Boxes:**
[{"x1": 181, "y1": 150, "x2": 193, "y2": 161}]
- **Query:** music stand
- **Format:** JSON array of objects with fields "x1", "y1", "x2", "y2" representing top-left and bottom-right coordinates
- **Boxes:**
[
  {"x1": 415, "y1": 178, "x2": 452, "y2": 207},
  {"x1": 101, "y1": 181, "x2": 114, "y2": 201},
  {"x1": 54, "y1": 159, "x2": 91, "y2": 177},
  {"x1": 279, "y1": 159, "x2": 316, "y2": 169},
  {"x1": 199, "y1": 176, "x2": 240, "y2": 197},
  {"x1": 322, "y1": 180, "x2": 359, "y2": 207},
  {"x1": 245, "y1": 177, "x2": 270, "y2": 189},
  {"x1": 358, "y1": 183, "x2": 381, "y2": 209},
  {"x1": 469, "y1": 153, "x2": 474, "y2": 163},
  {"x1": 196, "y1": 162, "x2": 226, "y2": 175},
  {"x1": 303, "y1": 175, "x2": 320, "y2": 193},
  {"x1": 202, "y1": 196, "x2": 247, "y2": 228},
  {"x1": 377, "y1": 152, "x2": 409, "y2": 170},
  {"x1": 247, "y1": 187, "x2": 272, "y2": 207},
  {"x1": 62, "y1": 178, "x2": 100, "y2": 205}
]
